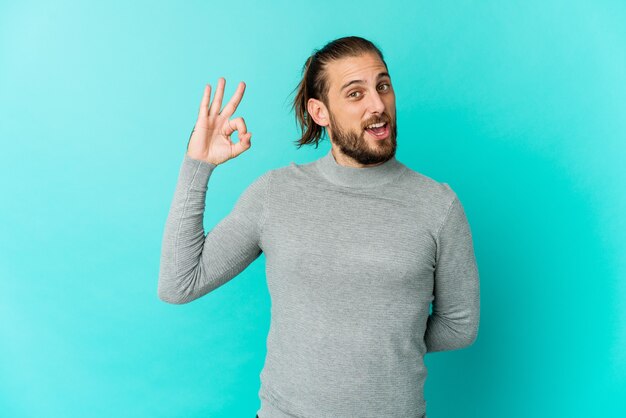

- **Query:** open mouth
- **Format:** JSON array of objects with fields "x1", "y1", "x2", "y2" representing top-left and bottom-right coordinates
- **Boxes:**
[{"x1": 365, "y1": 122, "x2": 389, "y2": 139}]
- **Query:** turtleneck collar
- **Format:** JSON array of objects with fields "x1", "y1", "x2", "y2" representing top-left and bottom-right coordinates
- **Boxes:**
[{"x1": 314, "y1": 148, "x2": 405, "y2": 188}]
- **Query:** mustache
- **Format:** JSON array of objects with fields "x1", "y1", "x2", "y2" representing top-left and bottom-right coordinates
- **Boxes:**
[{"x1": 363, "y1": 115, "x2": 392, "y2": 128}]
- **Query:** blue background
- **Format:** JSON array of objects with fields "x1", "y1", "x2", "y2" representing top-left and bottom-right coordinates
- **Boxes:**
[{"x1": 1, "y1": 0, "x2": 625, "y2": 416}]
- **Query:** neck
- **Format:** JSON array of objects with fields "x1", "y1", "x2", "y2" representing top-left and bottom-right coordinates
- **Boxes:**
[{"x1": 314, "y1": 148, "x2": 405, "y2": 188}]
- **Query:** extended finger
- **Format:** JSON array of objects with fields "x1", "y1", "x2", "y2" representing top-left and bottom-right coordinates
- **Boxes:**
[
  {"x1": 208, "y1": 77, "x2": 225, "y2": 116},
  {"x1": 223, "y1": 116, "x2": 248, "y2": 137},
  {"x1": 220, "y1": 81, "x2": 246, "y2": 118},
  {"x1": 197, "y1": 83, "x2": 212, "y2": 119}
]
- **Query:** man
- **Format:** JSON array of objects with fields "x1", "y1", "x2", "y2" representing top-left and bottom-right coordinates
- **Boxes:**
[{"x1": 159, "y1": 36, "x2": 480, "y2": 418}]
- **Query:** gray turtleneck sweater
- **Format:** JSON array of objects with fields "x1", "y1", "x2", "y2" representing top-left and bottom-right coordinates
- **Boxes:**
[{"x1": 158, "y1": 149, "x2": 480, "y2": 418}]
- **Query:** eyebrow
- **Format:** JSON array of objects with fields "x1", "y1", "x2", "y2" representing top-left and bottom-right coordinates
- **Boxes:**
[{"x1": 340, "y1": 72, "x2": 391, "y2": 92}]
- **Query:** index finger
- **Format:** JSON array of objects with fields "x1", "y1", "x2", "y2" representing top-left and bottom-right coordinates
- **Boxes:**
[
  {"x1": 220, "y1": 81, "x2": 246, "y2": 118},
  {"x1": 197, "y1": 83, "x2": 212, "y2": 119}
]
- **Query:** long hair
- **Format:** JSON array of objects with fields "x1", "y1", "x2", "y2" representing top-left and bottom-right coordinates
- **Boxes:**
[{"x1": 290, "y1": 36, "x2": 388, "y2": 149}]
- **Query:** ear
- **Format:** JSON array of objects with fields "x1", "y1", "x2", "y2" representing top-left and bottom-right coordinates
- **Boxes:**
[{"x1": 307, "y1": 98, "x2": 329, "y2": 127}]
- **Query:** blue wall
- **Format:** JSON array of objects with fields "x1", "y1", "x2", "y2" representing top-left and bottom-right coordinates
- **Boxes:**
[{"x1": 1, "y1": 0, "x2": 624, "y2": 416}]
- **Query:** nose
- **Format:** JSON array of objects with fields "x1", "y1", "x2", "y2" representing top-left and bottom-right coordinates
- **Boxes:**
[{"x1": 367, "y1": 88, "x2": 386, "y2": 115}]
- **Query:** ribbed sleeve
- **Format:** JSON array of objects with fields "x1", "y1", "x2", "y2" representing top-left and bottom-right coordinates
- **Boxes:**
[
  {"x1": 424, "y1": 193, "x2": 480, "y2": 352},
  {"x1": 158, "y1": 153, "x2": 270, "y2": 304}
]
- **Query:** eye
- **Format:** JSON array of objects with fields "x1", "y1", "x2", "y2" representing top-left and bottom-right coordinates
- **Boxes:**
[
  {"x1": 348, "y1": 90, "x2": 362, "y2": 98},
  {"x1": 378, "y1": 83, "x2": 390, "y2": 91}
]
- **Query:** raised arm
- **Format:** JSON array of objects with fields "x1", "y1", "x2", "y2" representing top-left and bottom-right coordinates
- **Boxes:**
[
  {"x1": 158, "y1": 78, "x2": 268, "y2": 304},
  {"x1": 424, "y1": 191, "x2": 480, "y2": 352}
]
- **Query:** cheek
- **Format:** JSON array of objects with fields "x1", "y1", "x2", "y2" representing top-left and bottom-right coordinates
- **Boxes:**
[
  {"x1": 340, "y1": 112, "x2": 363, "y2": 131},
  {"x1": 385, "y1": 97, "x2": 396, "y2": 111}
]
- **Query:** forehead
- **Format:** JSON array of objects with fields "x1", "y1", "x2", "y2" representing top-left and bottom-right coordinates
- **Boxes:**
[{"x1": 325, "y1": 53, "x2": 389, "y2": 92}]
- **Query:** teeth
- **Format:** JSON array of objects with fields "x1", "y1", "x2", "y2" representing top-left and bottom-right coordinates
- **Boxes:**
[{"x1": 366, "y1": 122, "x2": 385, "y2": 129}]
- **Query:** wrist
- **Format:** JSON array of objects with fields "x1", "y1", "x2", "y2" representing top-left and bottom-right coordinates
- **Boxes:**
[{"x1": 186, "y1": 152, "x2": 219, "y2": 166}]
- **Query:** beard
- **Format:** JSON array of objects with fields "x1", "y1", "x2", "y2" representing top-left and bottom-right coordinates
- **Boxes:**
[{"x1": 327, "y1": 109, "x2": 397, "y2": 166}]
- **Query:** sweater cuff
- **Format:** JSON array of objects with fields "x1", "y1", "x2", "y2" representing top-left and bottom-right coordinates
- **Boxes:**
[{"x1": 180, "y1": 153, "x2": 218, "y2": 190}]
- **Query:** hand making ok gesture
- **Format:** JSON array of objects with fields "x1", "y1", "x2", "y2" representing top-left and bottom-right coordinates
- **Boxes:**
[{"x1": 186, "y1": 78, "x2": 252, "y2": 165}]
